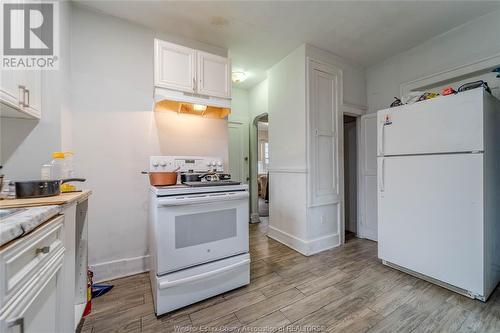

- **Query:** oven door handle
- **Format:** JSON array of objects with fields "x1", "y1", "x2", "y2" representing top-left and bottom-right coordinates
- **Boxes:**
[
  {"x1": 157, "y1": 191, "x2": 249, "y2": 206},
  {"x1": 158, "y1": 258, "x2": 250, "y2": 289}
]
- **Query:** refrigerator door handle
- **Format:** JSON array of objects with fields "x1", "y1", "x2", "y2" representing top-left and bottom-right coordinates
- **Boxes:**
[
  {"x1": 379, "y1": 158, "x2": 385, "y2": 192},
  {"x1": 381, "y1": 121, "x2": 386, "y2": 156}
]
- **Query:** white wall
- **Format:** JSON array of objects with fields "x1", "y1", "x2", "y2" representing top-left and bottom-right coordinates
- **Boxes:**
[
  {"x1": 1, "y1": 1, "x2": 72, "y2": 180},
  {"x1": 267, "y1": 45, "x2": 308, "y2": 242},
  {"x1": 70, "y1": 5, "x2": 230, "y2": 281},
  {"x1": 367, "y1": 10, "x2": 500, "y2": 113},
  {"x1": 229, "y1": 88, "x2": 250, "y2": 123}
]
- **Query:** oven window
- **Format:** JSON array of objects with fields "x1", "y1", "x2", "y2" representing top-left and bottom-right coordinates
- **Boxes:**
[{"x1": 175, "y1": 209, "x2": 237, "y2": 249}]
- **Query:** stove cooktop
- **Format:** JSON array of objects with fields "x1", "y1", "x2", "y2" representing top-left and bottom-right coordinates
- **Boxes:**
[
  {"x1": 183, "y1": 181, "x2": 241, "y2": 187},
  {"x1": 152, "y1": 182, "x2": 248, "y2": 196}
]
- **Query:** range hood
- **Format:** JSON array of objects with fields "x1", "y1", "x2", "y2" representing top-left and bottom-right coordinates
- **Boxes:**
[{"x1": 154, "y1": 87, "x2": 231, "y2": 119}]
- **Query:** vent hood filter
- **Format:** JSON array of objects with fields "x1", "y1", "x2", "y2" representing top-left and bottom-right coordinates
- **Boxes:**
[{"x1": 154, "y1": 87, "x2": 231, "y2": 119}]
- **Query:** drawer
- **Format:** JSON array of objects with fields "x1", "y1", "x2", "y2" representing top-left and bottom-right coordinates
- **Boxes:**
[{"x1": 0, "y1": 215, "x2": 64, "y2": 308}]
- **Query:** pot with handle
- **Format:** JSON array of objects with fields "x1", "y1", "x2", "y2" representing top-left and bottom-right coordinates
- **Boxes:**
[
  {"x1": 15, "y1": 178, "x2": 86, "y2": 199},
  {"x1": 142, "y1": 167, "x2": 180, "y2": 186}
]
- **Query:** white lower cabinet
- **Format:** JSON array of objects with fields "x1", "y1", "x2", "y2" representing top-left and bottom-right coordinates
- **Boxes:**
[
  {"x1": 0, "y1": 216, "x2": 65, "y2": 333},
  {"x1": 2, "y1": 256, "x2": 63, "y2": 333}
]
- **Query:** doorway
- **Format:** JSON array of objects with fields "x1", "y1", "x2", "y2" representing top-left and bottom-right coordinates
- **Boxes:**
[
  {"x1": 257, "y1": 115, "x2": 269, "y2": 218},
  {"x1": 344, "y1": 115, "x2": 358, "y2": 241},
  {"x1": 248, "y1": 113, "x2": 269, "y2": 224}
]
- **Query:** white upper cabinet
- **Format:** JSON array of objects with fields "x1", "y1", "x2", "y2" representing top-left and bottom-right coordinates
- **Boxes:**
[
  {"x1": 154, "y1": 39, "x2": 231, "y2": 100},
  {"x1": 197, "y1": 51, "x2": 231, "y2": 98},
  {"x1": 154, "y1": 39, "x2": 196, "y2": 93},
  {"x1": 0, "y1": 1, "x2": 42, "y2": 120}
]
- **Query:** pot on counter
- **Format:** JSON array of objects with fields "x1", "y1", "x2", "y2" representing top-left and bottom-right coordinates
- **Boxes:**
[{"x1": 15, "y1": 178, "x2": 86, "y2": 199}]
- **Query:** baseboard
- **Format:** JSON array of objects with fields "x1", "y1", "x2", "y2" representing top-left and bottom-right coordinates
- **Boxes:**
[
  {"x1": 307, "y1": 233, "x2": 340, "y2": 255},
  {"x1": 91, "y1": 255, "x2": 149, "y2": 283},
  {"x1": 267, "y1": 226, "x2": 309, "y2": 254},
  {"x1": 267, "y1": 226, "x2": 340, "y2": 256}
]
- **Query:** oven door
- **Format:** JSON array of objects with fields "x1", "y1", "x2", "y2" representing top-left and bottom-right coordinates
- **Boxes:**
[{"x1": 155, "y1": 191, "x2": 249, "y2": 275}]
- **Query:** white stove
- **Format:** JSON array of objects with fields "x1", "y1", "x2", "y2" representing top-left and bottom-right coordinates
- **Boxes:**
[{"x1": 148, "y1": 156, "x2": 250, "y2": 315}]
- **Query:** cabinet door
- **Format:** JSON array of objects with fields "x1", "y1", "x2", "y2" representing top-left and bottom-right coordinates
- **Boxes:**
[
  {"x1": 1, "y1": 263, "x2": 62, "y2": 333},
  {"x1": 20, "y1": 70, "x2": 42, "y2": 116},
  {"x1": 0, "y1": 2, "x2": 24, "y2": 108},
  {"x1": 154, "y1": 39, "x2": 196, "y2": 93},
  {"x1": 197, "y1": 51, "x2": 231, "y2": 98},
  {"x1": 308, "y1": 60, "x2": 341, "y2": 206}
]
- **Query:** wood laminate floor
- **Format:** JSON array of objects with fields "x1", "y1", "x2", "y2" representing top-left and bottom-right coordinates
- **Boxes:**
[{"x1": 81, "y1": 222, "x2": 500, "y2": 332}]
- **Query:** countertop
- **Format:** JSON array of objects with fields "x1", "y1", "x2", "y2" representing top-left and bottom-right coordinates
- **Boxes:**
[
  {"x1": 0, "y1": 205, "x2": 61, "y2": 247},
  {"x1": 0, "y1": 190, "x2": 92, "y2": 209}
]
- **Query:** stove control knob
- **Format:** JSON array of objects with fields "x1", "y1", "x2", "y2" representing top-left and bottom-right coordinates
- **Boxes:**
[
  {"x1": 152, "y1": 161, "x2": 159, "y2": 167},
  {"x1": 160, "y1": 161, "x2": 167, "y2": 167},
  {"x1": 211, "y1": 161, "x2": 217, "y2": 167},
  {"x1": 217, "y1": 161, "x2": 223, "y2": 166}
]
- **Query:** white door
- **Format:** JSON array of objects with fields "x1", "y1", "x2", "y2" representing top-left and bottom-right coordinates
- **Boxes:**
[
  {"x1": 377, "y1": 90, "x2": 484, "y2": 156},
  {"x1": 196, "y1": 51, "x2": 231, "y2": 98},
  {"x1": 154, "y1": 39, "x2": 196, "y2": 93},
  {"x1": 228, "y1": 121, "x2": 249, "y2": 184},
  {"x1": 378, "y1": 153, "x2": 483, "y2": 294},
  {"x1": 308, "y1": 60, "x2": 341, "y2": 207},
  {"x1": 359, "y1": 113, "x2": 378, "y2": 241}
]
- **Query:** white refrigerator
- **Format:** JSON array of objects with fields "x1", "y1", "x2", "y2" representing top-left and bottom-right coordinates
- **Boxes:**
[{"x1": 377, "y1": 88, "x2": 500, "y2": 301}]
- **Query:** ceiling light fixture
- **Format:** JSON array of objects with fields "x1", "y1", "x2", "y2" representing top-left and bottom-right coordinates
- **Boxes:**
[{"x1": 232, "y1": 71, "x2": 248, "y2": 83}]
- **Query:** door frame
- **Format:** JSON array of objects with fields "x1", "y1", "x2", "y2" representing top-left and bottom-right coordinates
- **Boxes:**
[
  {"x1": 249, "y1": 113, "x2": 269, "y2": 223},
  {"x1": 356, "y1": 112, "x2": 377, "y2": 240},
  {"x1": 340, "y1": 111, "x2": 362, "y2": 243}
]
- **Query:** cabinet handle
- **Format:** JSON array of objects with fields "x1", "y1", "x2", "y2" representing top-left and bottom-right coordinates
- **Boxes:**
[
  {"x1": 7, "y1": 317, "x2": 24, "y2": 333},
  {"x1": 193, "y1": 77, "x2": 196, "y2": 92},
  {"x1": 18, "y1": 85, "x2": 25, "y2": 106},
  {"x1": 36, "y1": 246, "x2": 50, "y2": 254},
  {"x1": 23, "y1": 89, "x2": 30, "y2": 107}
]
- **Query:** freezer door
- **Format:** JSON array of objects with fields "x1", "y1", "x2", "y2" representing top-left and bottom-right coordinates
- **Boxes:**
[
  {"x1": 378, "y1": 153, "x2": 484, "y2": 295},
  {"x1": 377, "y1": 89, "x2": 484, "y2": 156}
]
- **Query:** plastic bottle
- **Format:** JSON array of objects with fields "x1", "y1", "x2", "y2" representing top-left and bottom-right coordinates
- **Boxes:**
[
  {"x1": 50, "y1": 152, "x2": 67, "y2": 180},
  {"x1": 41, "y1": 164, "x2": 52, "y2": 180},
  {"x1": 61, "y1": 152, "x2": 76, "y2": 192},
  {"x1": 64, "y1": 152, "x2": 75, "y2": 178}
]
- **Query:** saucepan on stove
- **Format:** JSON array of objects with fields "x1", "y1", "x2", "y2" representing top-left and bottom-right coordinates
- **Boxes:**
[
  {"x1": 15, "y1": 178, "x2": 86, "y2": 199},
  {"x1": 180, "y1": 172, "x2": 205, "y2": 183},
  {"x1": 142, "y1": 167, "x2": 180, "y2": 186},
  {"x1": 180, "y1": 172, "x2": 232, "y2": 183}
]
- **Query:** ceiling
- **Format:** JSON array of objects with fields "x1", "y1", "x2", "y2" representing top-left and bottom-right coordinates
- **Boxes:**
[{"x1": 75, "y1": 1, "x2": 500, "y2": 89}]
